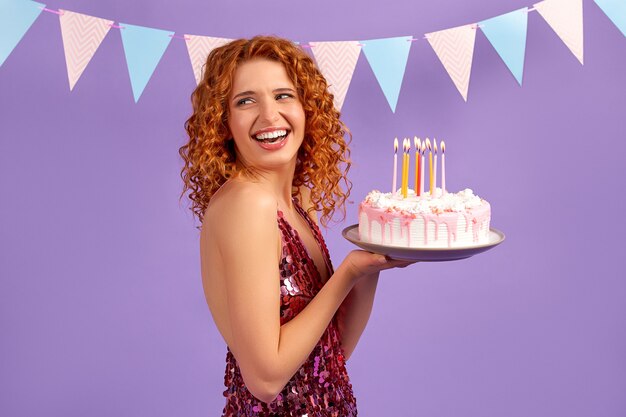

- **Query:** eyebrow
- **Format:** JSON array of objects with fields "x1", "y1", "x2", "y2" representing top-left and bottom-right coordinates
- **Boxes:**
[
  {"x1": 232, "y1": 90, "x2": 255, "y2": 100},
  {"x1": 232, "y1": 87, "x2": 297, "y2": 101}
]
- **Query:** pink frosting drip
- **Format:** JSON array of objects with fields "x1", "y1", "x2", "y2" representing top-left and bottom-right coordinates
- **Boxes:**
[{"x1": 359, "y1": 201, "x2": 490, "y2": 248}]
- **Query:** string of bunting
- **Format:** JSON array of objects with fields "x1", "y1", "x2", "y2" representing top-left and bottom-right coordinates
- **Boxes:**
[{"x1": 1, "y1": 0, "x2": 624, "y2": 109}]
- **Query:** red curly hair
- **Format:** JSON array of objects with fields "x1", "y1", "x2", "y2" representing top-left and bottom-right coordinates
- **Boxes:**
[{"x1": 179, "y1": 36, "x2": 352, "y2": 227}]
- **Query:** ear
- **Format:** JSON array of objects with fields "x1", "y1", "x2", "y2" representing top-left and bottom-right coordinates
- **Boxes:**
[{"x1": 225, "y1": 137, "x2": 237, "y2": 160}]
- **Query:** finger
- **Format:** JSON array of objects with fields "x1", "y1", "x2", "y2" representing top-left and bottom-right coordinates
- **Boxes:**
[
  {"x1": 377, "y1": 263, "x2": 412, "y2": 272},
  {"x1": 385, "y1": 259, "x2": 417, "y2": 269}
]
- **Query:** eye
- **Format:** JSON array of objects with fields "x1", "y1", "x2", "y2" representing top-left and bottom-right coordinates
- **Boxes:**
[
  {"x1": 236, "y1": 97, "x2": 254, "y2": 106},
  {"x1": 275, "y1": 93, "x2": 295, "y2": 100}
]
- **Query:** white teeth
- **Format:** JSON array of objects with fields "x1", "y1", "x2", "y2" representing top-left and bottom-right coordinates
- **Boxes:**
[{"x1": 255, "y1": 129, "x2": 287, "y2": 140}]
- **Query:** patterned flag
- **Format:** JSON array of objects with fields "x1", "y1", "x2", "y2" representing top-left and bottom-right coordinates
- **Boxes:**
[
  {"x1": 426, "y1": 24, "x2": 477, "y2": 101},
  {"x1": 360, "y1": 36, "x2": 413, "y2": 113},
  {"x1": 534, "y1": 0, "x2": 584, "y2": 64},
  {"x1": 593, "y1": 0, "x2": 626, "y2": 37},
  {"x1": 0, "y1": 0, "x2": 45, "y2": 66},
  {"x1": 59, "y1": 10, "x2": 112, "y2": 90},
  {"x1": 184, "y1": 35, "x2": 232, "y2": 85},
  {"x1": 309, "y1": 41, "x2": 362, "y2": 111},
  {"x1": 119, "y1": 23, "x2": 174, "y2": 102},
  {"x1": 479, "y1": 8, "x2": 529, "y2": 85}
]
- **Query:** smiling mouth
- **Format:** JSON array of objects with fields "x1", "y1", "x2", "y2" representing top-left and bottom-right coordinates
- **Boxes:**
[{"x1": 253, "y1": 129, "x2": 290, "y2": 144}]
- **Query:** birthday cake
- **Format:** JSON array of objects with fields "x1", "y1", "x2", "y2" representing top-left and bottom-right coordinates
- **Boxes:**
[{"x1": 358, "y1": 188, "x2": 491, "y2": 248}]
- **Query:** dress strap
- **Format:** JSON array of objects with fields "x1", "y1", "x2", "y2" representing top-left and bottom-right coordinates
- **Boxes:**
[{"x1": 292, "y1": 200, "x2": 334, "y2": 276}]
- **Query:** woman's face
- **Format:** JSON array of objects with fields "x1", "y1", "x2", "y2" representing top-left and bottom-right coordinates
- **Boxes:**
[{"x1": 227, "y1": 58, "x2": 306, "y2": 173}]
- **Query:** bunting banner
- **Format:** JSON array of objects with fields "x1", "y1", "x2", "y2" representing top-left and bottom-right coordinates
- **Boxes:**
[
  {"x1": 480, "y1": 8, "x2": 529, "y2": 85},
  {"x1": 1, "y1": 0, "x2": 622, "y2": 107},
  {"x1": 0, "y1": 0, "x2": 45, "y2": 67},
  {"x1": 360, "y1": 36, "x2": 413, "y2": 113},
  {"x1": 426, "y1": 24, "x2": 477, "y2": 101},
  {"x1": 119, "y1": 23, "x2": 174, "y2": 102},
  {"x1": 593, "y1": 0, "x2": 626, "y2": 36},
  {"x1": 309, "y1": 41, "x2": 362, "y2": 111},
  {"x1": 59, "y1": 10, "x2": 113, "y2": 90},
  {"x1": 184, "y1": 35, "x2": 232, "y2": 85},
  {"x1": 534, "y1": 0, "x2": 584, "y2": 64}
]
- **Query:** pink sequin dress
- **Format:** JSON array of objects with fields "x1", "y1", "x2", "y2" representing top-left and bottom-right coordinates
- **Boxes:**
[{"x1": 221, "y1": 201, "x2": 358, "y2": 416}]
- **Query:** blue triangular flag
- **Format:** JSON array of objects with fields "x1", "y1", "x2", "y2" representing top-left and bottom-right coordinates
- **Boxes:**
[
  {"x1": 119, "y1": 23, "x2": 174, "y2": 102},
  {"x1": 0, "y1": 0, "x2": 45, "y2": 66},
  {"x1": 479, "y1": 8, "x2": 529, "y2": 85},
  {"x1": 359, "y1": 36, "x2": 412, "y2": 113},
  {"x1": 594, "y1": 0, "x2": 626, "y2": 36}
]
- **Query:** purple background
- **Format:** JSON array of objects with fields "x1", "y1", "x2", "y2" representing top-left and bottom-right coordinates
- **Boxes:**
[{"x1": 1, "y1": 0, "x2": 625, "y2": 415}]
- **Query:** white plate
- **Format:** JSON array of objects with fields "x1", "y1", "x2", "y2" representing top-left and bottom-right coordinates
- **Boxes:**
[{"x1": 342, "y1": 225, "x2": 505, "y2": 262}]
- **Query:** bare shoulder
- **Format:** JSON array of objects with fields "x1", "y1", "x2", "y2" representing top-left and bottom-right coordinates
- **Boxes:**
[
  {"x1": 203, "y1": 180, "x2": 278, "y2": 239},
  {"x1": 199, "y1": 180, "x2": 282, "y2": 352}
]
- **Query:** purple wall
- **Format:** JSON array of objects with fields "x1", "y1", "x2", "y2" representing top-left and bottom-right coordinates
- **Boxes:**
[{"x1": 1, "y1": 0, "x2": 625, "y2": 415}]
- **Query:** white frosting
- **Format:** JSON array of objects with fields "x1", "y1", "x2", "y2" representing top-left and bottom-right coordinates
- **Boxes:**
[
  {"x1": 364, "y1": 188, "x2": 484, "y2": 214},
  {"x1": 359, "y1": 211, "x2": 490, "y2": 248},
  {"x1": 359, "y1": 188, "x2": 491, "y2": 248}
]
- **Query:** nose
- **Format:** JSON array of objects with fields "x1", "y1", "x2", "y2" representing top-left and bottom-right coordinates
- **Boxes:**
[{"x1": 258, "y1": 99, "x2": 280, "y2": 123}]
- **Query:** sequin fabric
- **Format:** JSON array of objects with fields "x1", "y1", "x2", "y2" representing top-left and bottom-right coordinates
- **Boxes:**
[{"x1": 221, "y1": 201, "x2": 357, "y2": 417}]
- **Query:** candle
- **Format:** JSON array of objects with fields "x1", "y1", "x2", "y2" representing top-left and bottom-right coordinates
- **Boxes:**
[
  {"x1": 414, "y1": 137, "x2": 420, "y2": 196},
  {"x1": 441, "y1": 140, "x2": 446, "y2": 194},
  {"x1": 420, "y1": 141, "x2": 425, "y2": 197},
  {"x1": 401, "y1": 138, "x2": 410, "y2": 198},
  {"x1": 433, "y1": 138, "x2": 438, "y2": 196},
  {"x1": 392, "y1": 138, "x2": 398, "y2": 196},
  {"x1": 426, "y1": 138, "x2": 433, "y2": 195},
  {"x1": 400, "y1": 139, "x2": 406, "y2": 198},
  {"x1": 405, "y1": 139, "x2": 410, "y2": 198}
]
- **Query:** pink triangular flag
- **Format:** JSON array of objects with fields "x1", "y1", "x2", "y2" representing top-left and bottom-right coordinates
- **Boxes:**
[
  {"x1": 309, "y1": 41, "x2": 361, "y2": 111},
  {"x1": 426, "y1": 24, "x2": 477, "y2": 101},
  {"x1": 534, "y1": 0, "x2": 584, "y2": 64},
  {"x1": 59, "y1": 10, "x2": 113, "y2": 90},
  {"x1": 184, "y1": 35, "x2": 232, "y2": 84}
]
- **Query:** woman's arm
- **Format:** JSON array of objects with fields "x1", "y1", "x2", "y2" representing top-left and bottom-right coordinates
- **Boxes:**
[
  {"x1": 207, "y1": 186, "x2": 396, "y2": 403},
  {"x1": 296, "y1": 185, "x2": 391, "y2": 360},
  {"x1": 335, "y1": 273, "x2": 379, "y2": 360},
  {"x1": 299, "y1": 186, "x2": 404, "y2": 360}
]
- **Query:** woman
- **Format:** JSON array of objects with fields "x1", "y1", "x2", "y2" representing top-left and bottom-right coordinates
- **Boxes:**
[{"x1": 180, "y1": 36, "x2": 412, "y2": 416}]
